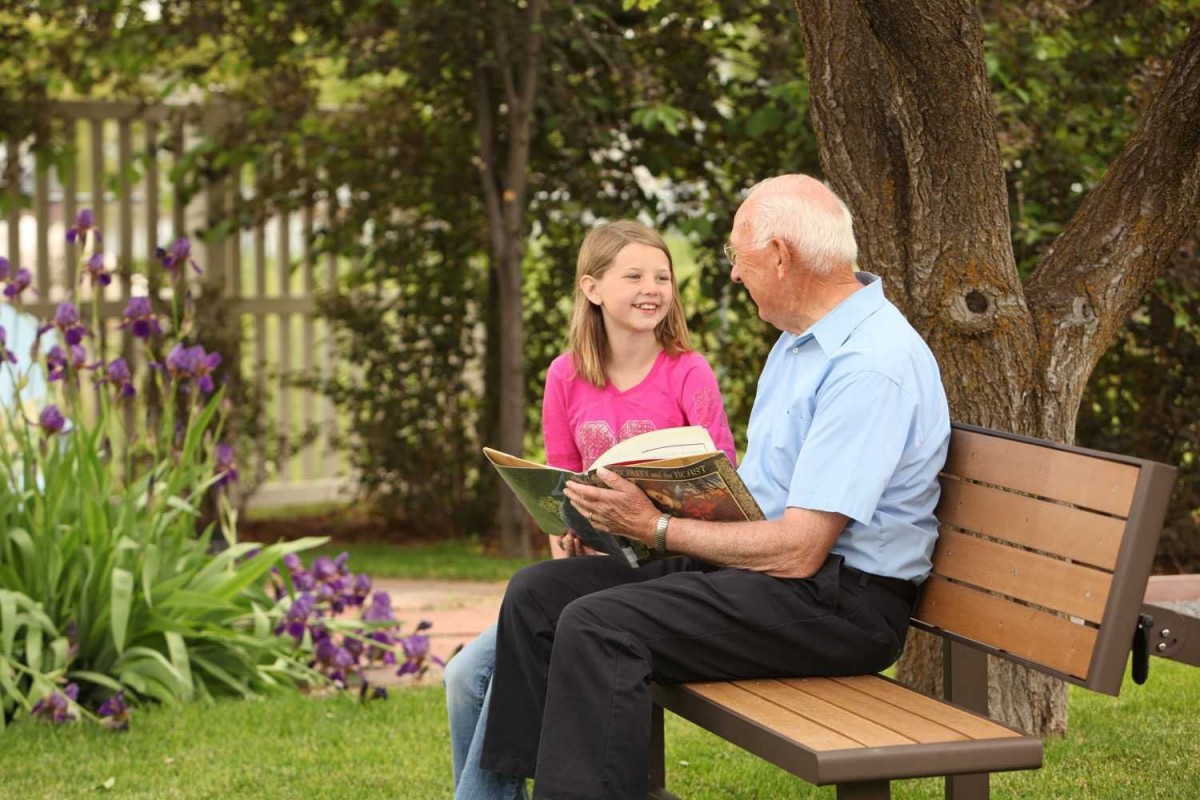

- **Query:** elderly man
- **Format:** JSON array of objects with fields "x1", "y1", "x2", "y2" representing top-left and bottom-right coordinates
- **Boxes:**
[{"x1": 480, "y1": 174, "x2": 951, "y2": 800}]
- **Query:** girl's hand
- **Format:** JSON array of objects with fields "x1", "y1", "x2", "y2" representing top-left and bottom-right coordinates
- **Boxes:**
[
  {"x1": 565, "y1": 468, "x2": 660, "y2": 546},
  {"x1": 560, "y1": 531, "x2": 604, "y2": 558},
  {"x1": 551, "y1": 533, "x2": 571, "y2": 559}
]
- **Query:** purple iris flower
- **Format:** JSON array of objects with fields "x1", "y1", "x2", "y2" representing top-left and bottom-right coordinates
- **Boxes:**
[
  {"x1": 314, "y1": 637, "x2": 356, "y2": 686},
  {"x1": 396, "y1": 630, "x2": 444, "y2": 678},
  {"x1": 66, "y1": 209, "x2": 97, "y2": 247},
  {"x1": 84, "y1": 252, "x2": 113, "y2": 287},
  {"x1": 344, "y1": 635, "x2": 366, "y2": 663},
  {"x1": 38, "y1": 404, "x2": 66, "y2": 435},
  {"x1": 46, "y1": 344, "x2": 93, "y2": 381},
  {"x1": 275, "y1": 593, "x2": 317, "y2": 643},
  {"x1": 120, "y1": 296, "x2": 164, "y2": 339},
  {"x1": 156, "y1": 237, "x2": 201, "y2": 278},
  {"x1": 312, "y1": 556, "x2": 337, "y2": 582},
  {"x1": 31, "y1": 683, "x2": 79, "y2": 724},
  {"x1": 361, "y1": 591, "x2": 395, "y2": 623},
  {"x1": 0, "y1": 324, "x2": 16, "y2": 364},
  {"x1": 0, "y1": 256, "x2": 9, "y2": 281},
  {"x1": 102, "y1": 357, "x2": 137, "y2": 398},
  {"x1": 349, "y1": 573, "x2": 372, "y2": 606},
  {"x1": 215, "y1": 443, "x2": 238, "y2": 486},
  {"x1": 40, "y1": 302, "x2": 89, "y2": 346},
  {"x1": 3, "y1": 267, "x2": 33, "y2": 301},
  {"x1": 365, "y1": 629, "x2": 397, "y2": 665},
  {"x1": 46, "y1": 346, "x2": 68, "y2": 381},
  {"x1": 163, "y1": 344, "x2": 222, "y2": 393},
  {"x1": 97, "y1": 691, "x2": 131, "y2": 731}
]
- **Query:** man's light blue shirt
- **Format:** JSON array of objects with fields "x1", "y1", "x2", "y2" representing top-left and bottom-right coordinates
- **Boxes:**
[{"x1": 738, "y1": 273, "x2": 950, "y2": 582}]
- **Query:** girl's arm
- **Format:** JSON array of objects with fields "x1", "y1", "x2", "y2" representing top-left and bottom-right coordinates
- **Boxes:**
[
  {"x1": 679, "y1": 355, "x2": 738, "y2": 466},
  {"x1": 542, "y1": 359, "x2": 582, "y2": 559},
  {"x1": 542, "y1": 359, "x2": 583, "y2": 473}
]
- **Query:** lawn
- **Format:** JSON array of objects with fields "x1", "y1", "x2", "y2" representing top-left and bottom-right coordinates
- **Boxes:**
[
  {"x1": 309, "y1": 539, "x2": 536, "y2": 582},
  {"x1": 240, "y1": 503, "x2": 540, "y2": 582},
  {"x1": 2, "y1": 660, "x2": 1197, "y2": 799}
]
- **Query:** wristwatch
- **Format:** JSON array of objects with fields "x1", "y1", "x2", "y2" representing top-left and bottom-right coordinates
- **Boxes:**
[{"x1": 654, "y1": 514, "x2": 670, "y2": 555}]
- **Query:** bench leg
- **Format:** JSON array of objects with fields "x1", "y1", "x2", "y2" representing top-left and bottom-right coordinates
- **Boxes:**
[
  {"x1": 837, "y1": 780, "x2": 891, "y2": 799},
  {"x1": 648, "y1": 702, "x2": 683, "y2": 800},
  {"x1": 946, "y1": 773, "x2": 989, "y2": 800},
  {"x1": 944, "y1": 641, "x2": 991, "y2": 799}
]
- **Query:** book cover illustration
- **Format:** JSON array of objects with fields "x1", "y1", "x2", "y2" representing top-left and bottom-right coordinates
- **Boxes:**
[{"x1": 485, "y1": 431, "x2": 764, "y2": 566}]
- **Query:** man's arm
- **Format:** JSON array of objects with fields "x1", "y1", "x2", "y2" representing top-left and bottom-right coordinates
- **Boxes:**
[{"x1": 563, "y1": 468, "x2": 846, "y2": 578}]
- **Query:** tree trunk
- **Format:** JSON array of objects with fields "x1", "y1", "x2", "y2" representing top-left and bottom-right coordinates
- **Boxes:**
[
  {"x1": 475, "y1": 0, "x2": 543, "y2": 558},
  {"x1": 794, "y1": 0, "x2": 1200, "y2": 735}
]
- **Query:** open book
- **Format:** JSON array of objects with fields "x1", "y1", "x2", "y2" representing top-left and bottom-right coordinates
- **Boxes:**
[{"x1": 484, "y1": 426, "x2": 764, "y2": 566}]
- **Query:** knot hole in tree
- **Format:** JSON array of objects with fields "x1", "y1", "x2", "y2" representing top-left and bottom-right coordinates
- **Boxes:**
[{"x1": 965, "y1": 290, "x2": 989, "y2": 314}]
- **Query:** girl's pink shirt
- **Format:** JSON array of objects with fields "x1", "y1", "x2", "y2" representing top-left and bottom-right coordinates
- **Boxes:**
[{"x1": 541, "y1": 349, "x2": 738, "y2": 472}]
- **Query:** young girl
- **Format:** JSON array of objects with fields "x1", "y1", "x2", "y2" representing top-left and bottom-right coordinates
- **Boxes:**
[{"x1": 444, "y1": 220, "x2": 736, "y2": 800}]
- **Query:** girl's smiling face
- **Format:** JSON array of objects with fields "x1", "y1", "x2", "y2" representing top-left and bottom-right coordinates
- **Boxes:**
[{"x1": 580, "y1": 242, "x2": 674, "y2": 336}]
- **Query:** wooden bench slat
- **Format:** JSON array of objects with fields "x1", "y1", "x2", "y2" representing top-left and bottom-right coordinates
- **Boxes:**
[
  {"x1": 729, "y1": 679, "x2": 915, "y2": 747},
  {"x1": 914, "y1": 577, "x2": 1098, "y2": 679},
  {"x1": 683, "y1": 681, "x2": 861, "y2": 751},
  {"x1": 779, "y1": 677, "x2": 969, "y2": 743},
  {"x1": 945, "y1": 429, "x2": 1139, "y2": 517},
  {"x1": 830, "y1": 676, "x2": 1023, "y2": 741},
  {"x1": 938, "y1": 478, "x2": 1125, "y2": 569},
  {"x1": 932, "y1": 528, "x2": 1113, "y2": 622}
]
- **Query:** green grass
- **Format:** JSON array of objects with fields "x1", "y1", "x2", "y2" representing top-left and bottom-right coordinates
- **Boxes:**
[
  {"x1": 310, "y1": 539, "x2": 537, "y2": 582},
  {"x1": 2, "y1": 661, "x2": 1198, "y2": 799},
  {"x1": 242, "y1": 501, "x2": 349, "y2": 522}
]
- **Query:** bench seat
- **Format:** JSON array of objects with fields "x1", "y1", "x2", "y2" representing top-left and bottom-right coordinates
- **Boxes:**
[{"x1": 653, "y1": 675, "x2": 1041, "y2": 787}]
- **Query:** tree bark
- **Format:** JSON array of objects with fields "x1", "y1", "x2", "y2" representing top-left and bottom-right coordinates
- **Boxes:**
[
  {"x1": 475, "y1": 0, "x2": 543, "y2": 558},
  {"x1": 794, "y1": 0, "x2": 1200, "y2": 735}
]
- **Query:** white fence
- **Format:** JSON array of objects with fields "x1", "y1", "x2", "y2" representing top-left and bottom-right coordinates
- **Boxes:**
[{"x1": 0, "y1": 100, "x2": 351, "y2": 509}]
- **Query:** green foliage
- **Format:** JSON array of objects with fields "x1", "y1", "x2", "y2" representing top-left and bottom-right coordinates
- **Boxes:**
[
  {"x1": 1078, "y1": 251, "x2": 1200, "y2": 566},
  {"x1": 0, "y1": 236, "x2": 326, "y2": 727},
  {"x1": 984, "y1": 0, "x2": 1200, "y2": 275}
]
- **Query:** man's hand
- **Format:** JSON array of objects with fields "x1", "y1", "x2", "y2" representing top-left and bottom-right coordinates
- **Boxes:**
[{"x1": 564, "y1": 467, "x2": 661, "y2": 546}]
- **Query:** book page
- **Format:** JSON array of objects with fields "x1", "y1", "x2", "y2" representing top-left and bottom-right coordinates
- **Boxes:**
[{"x1": 591, "y1": 426, "x2": 717, "y2": 470}]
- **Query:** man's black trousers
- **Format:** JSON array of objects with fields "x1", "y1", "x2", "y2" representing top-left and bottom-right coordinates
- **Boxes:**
[{"x1": 478, "y1": 554, "x2": 917, "y2": 800}]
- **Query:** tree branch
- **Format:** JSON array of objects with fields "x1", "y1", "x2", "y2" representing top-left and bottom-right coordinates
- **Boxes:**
[
  {"x1": 472, "y1": 68, "x2": 506, "y2": 266},
  {"x1": 489, "y1": 2, "x2": 519, "y2": 113},
  {"x1": 1025, "y1": 20, "x2": 1200, "y2": 432},
  {"x1": 502, "y1": 0, "x2": 544, "y2": 236}
]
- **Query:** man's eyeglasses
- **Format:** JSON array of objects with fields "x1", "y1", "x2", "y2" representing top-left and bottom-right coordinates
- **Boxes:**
[{"x1": 722, "y1": 243, "x2": 739, "y2": 267}]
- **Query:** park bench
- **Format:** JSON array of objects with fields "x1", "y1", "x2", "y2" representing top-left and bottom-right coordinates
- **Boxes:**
[{"x1": 649, "y1": 423, "x2": 1178, "y2": 800}]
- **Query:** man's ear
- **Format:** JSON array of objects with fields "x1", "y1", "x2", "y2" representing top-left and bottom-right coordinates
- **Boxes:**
[
  {"x1": 771, "y1": 238, "x2": 790, "y2": 280},
  {"x1": 580, "y1": 275, "x2": 601, "y2": 305}
]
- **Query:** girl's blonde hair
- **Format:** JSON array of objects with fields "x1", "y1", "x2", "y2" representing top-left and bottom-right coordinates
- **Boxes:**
[{"x1": 568, "y1": 220, "x2": 692, "y2": 388}]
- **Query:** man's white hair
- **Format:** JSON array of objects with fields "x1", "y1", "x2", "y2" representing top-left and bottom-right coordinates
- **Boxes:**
[{"x1": 743, "y1": 177, "x2": 857, "y2": 274}]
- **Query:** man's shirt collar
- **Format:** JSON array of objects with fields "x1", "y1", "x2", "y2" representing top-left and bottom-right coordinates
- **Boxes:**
[{"x1": 784, "y1": 272, "x2": 885, "y2": 356}]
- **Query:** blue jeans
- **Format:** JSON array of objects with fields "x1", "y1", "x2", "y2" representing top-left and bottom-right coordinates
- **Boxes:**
[{"x1": 444, "y1": 623, "x2": 528, "y2": 800}]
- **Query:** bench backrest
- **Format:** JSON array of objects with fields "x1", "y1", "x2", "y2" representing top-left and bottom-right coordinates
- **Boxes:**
[{"x1": 913, "y1": 424, "x2": 1176, "y2": 695}]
